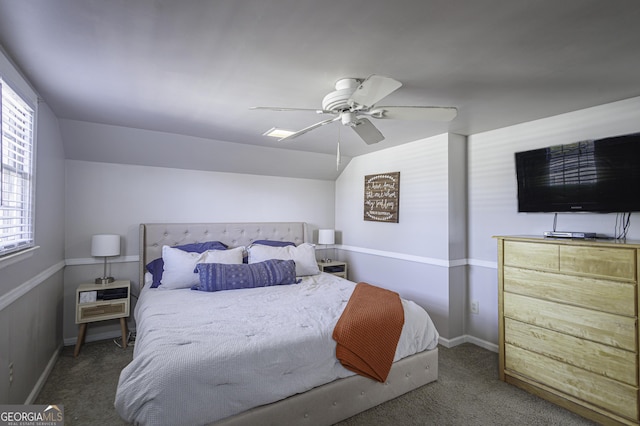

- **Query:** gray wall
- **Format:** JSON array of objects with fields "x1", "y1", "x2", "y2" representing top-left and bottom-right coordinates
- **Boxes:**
[{"x1": 0, "y1": 50, "x2": 66, "y2": 404}]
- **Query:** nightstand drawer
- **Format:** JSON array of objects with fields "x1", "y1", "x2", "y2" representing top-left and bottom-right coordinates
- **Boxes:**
[{"x1": 77, "y1": 300, "x2": 129, "y2": 323}]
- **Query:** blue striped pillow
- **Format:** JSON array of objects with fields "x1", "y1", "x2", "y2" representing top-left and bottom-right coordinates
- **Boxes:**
[{"x1": 193, "y1": 259, "x2": 298, "y2": 292}]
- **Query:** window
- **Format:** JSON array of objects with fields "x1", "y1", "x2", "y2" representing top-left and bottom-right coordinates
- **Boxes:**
[{"x1": 1, "y1": 77, "x2": 35, "y2": 257}]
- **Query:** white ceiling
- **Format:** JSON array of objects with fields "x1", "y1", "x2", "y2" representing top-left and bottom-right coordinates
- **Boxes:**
[{"x1": 1, "y1": 0, "x2": 640, "y2": 179}]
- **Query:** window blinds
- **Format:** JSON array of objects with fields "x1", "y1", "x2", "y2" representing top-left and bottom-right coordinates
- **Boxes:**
[{"x1": 0, "y1": 79, "x2": 35, "y2": 256}]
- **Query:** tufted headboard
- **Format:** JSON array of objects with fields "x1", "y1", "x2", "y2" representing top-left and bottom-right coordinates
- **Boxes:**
[{"x1": 139, "y1": 222, "x2": 310, "y2": 290}]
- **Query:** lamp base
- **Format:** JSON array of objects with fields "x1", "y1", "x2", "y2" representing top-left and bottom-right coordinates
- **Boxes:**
[
  {"x1": 95, "y1": 277, "x2": 115, "y2": 284},
  {"x1": 320, "y1": 258, "x2": 332, "y2": 263}
]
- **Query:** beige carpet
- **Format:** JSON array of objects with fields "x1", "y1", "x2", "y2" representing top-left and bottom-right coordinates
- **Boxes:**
[{"x1": 36, "y1": 340, "x2": 596, "y2": 425}]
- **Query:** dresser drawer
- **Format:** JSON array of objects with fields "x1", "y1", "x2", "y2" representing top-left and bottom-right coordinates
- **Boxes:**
[
  {"x1": 504, "y1": 266, "x2": 636, "y2": 316},
  {"x1": 505, "y1": 344, "x2": 638, "y2": 421},
  {"x1": 560, "y1": 245, "x2": 637, "y2": 281},
  {"x1": 504, "y1": 292, "x2": 637, "y2": 351},
  {"x1": 504, "y1": 241, "x2": 559, "y2": 271},
  {"x1": 505, "y1": 318, "x2": 637, "y2": 386}
]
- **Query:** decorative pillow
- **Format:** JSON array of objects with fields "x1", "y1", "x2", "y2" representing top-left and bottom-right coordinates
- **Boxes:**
[
  {"x1": 146, "y1": 241, "x2": 228, "y2": 288},
  {"x1": 247, "y1": 242, "x2": 320, "y2": 276},
  {"x1": 251, "y1": 240, "x2": 296, "y2": 247},
  {"x1": 193, "y1": 259, "x2": 297, "y2": 292},
  {"x1": 244, "y1": 240, "x2": 295, "y2": 263},
  {"x1": 160, "y1": 246, "x2": 244, "y2": 289}
]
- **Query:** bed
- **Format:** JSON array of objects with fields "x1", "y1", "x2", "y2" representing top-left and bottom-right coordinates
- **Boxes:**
[{"x1": 115, "y1": 222, "x2": 439, "y2": 425}]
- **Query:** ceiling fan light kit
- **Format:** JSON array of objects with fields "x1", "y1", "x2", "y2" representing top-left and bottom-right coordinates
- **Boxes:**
[
  {"x1": 341, "y1": 111, "x2": 358, "y2": 126},
  {"x1": 252, "y1": 74, "x2": 457, "y2": 145}
]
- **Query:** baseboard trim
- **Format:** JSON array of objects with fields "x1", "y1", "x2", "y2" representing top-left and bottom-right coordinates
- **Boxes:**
[
  {"x1": 438, "y1": 334, "x2": 497, "y2": 353},
  {"x1": 26, "y1": 343, "x2": 63, "y2": 404},
  {"x1": 464, "y1": 335, "x2": 499, "y2": 352}
]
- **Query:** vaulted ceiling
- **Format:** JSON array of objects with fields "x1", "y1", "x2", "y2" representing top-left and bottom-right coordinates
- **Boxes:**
[{"x1": 1, "y1": 0, "x2": 640, "y2": 179}]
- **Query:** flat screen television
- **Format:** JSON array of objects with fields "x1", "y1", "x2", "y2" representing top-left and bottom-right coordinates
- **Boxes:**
[{"x1": 515, "y1": 132, "x2": 640, "y2": 213}]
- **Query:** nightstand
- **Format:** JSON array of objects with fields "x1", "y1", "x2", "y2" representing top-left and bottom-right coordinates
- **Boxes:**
[
  {"x1": 74, "y1": 280, "x2": 130, "y2": 357},
  {"x1": 317, "y1": 260, "x2": 348, "y2": 279}
]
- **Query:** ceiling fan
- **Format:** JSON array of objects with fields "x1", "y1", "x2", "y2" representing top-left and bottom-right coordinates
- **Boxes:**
[{"x1": 251, "y1": 75, "x2": 457, "y2": 145}]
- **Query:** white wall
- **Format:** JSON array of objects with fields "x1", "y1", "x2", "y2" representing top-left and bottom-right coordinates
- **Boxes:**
[
  {"x1": 466, "y1": 96, "x2": 640, "y2": 345},
  {"x1": 335, "y1": 133, "x2": 467, "y2": 343},
  {"x1": 63, "y1": 159, "x2": 336, "y2": 342}
]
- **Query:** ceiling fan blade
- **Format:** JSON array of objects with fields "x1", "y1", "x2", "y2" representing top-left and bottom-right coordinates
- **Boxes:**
[
  {"x1": 348, "y1": 75, "x2": 402, "y2": 108},
  {"x1": 250, "y1": 106, "x2": 326, "y2": 113},
  {"x1": 371, "y1": 106, "x2": 458, "y2": 121},
  {"x1": 351, "y1": 118, "x2": 385, "y2": 145},
  {"x1": 279, "y1": 116, "x2": 340, "y2": 141}
]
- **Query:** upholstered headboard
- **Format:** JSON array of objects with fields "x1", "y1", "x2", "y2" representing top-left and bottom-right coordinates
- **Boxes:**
[{"x1": 139, "y1": 222, "x2": 310, "y2": 289}]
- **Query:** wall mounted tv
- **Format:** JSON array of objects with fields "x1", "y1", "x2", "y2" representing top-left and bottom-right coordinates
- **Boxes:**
[{"x1": 515, "y1": 132, "x2": 640, "y2": 213}]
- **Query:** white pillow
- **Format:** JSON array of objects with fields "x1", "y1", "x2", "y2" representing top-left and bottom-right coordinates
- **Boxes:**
[
  {"x1": 247, "y1": 243, "x2": 320, "y2": 276},
  {"x1": 160, "y1": 246, "x2": 244, "y2": 289}
]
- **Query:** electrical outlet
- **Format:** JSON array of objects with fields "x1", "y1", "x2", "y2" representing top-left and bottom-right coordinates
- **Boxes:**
[
  {"x1": 8, "y1": 362, "x2": 13, "y2": 386},
  {"x1": 470, "y1": 300, "x2": 479, "y2": 315}
]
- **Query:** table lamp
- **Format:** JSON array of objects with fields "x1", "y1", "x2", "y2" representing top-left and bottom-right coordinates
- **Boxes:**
[
  {"x1": 318, "y1": 229, "x2": 335, "y2": 263},
  {"x1": 91, "y1": 234, "x2": 120, "y2": 284}
]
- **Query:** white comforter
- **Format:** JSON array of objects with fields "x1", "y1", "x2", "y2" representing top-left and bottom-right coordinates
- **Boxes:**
[{"x1": 115, "y1": 273, "x2": 439, "y2": 426}]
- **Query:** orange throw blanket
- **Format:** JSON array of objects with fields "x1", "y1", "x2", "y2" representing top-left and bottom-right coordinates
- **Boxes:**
[{"x1": 332, "y1": 282, "x2": 405, "y2": 382}]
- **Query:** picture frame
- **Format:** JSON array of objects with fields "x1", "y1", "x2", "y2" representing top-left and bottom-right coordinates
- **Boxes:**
[{"x1": 363, "y1": 172, "x2": 400, "y2": 223}]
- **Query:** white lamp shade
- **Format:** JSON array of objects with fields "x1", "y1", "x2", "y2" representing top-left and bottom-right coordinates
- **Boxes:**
[
  {"x1": 91, "y1": 234, "x2": 121, "y2": 257},
  {"x1": 318, "y1": 229, "x2": 335, "y2": 245}
]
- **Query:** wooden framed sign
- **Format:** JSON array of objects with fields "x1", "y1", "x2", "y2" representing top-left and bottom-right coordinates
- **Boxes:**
[{"x1": 364, "y1": 172, "x2": 400, "y2": 223}]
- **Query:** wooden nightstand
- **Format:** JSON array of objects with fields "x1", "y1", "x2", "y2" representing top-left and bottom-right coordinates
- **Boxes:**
[
  {"x1": 74, "y1": 280, "x2": 130, "y2": 357},
  {"x1": 317, "y1": 260, "x2": 348, "y2": 279}
]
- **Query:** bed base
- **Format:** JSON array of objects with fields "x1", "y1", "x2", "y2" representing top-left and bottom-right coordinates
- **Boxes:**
[{"x1": 215, "y1": 348, "x2": 438, "y2": 426}]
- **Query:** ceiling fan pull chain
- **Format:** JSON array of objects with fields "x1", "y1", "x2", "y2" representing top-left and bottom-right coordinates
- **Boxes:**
[{"x1": 336, "y1": 126, "x2": 341, "y2": 171}]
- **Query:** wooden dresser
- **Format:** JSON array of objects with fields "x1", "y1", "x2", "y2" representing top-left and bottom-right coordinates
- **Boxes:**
[{"x1": 496, "y1": 236, "x2": 639, "y2": 426}]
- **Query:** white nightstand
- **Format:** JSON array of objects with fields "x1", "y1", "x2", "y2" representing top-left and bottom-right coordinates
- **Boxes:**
[
  {"x1": 74, "y1": 280, "x2": 130, "y2": 357},
  {"x1": 317, "y1": 260, "x2": 348, "y2": 279}
]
